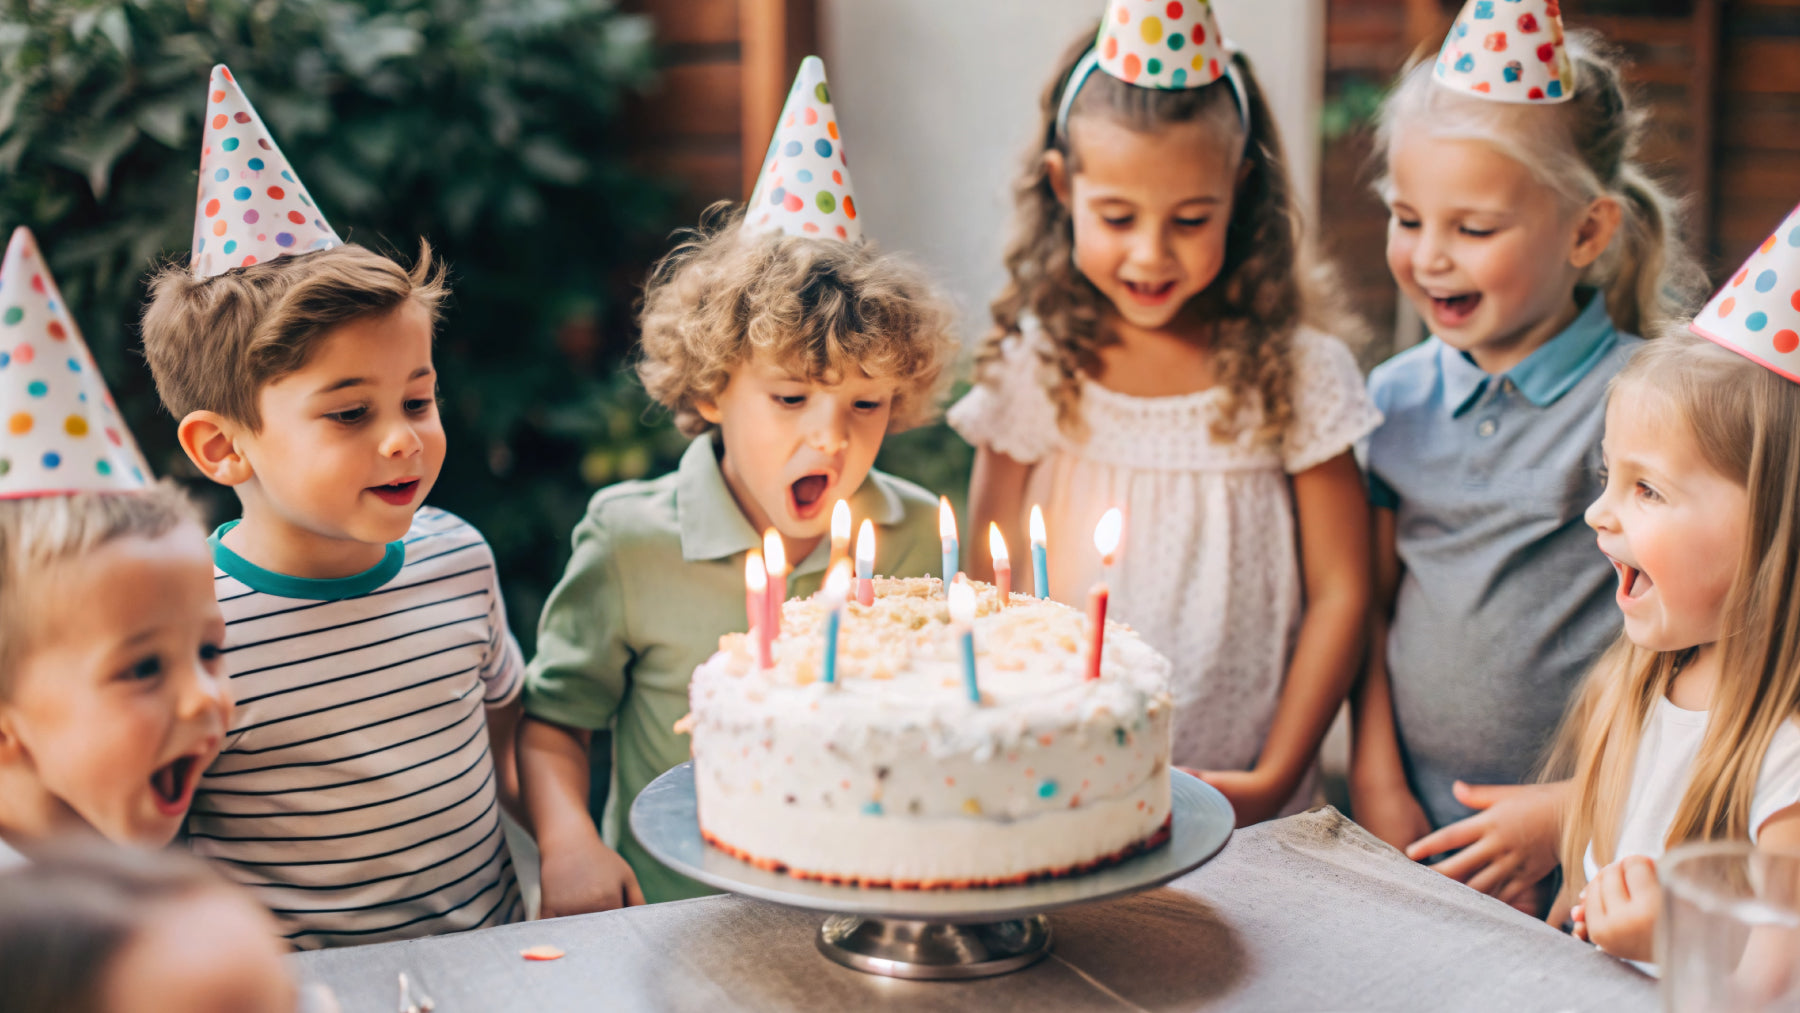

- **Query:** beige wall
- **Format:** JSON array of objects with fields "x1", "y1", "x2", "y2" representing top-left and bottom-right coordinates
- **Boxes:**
[{"x1": 820, "y1": 0, "x2": 1326, "y2": 340}]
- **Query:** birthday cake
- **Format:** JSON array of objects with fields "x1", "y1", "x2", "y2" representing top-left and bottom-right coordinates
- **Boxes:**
[{"x1": 683, "y1": 576, "x2": 1174, "y2": 888}]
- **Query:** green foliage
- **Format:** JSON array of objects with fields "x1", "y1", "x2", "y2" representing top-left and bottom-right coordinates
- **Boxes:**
[{"x1": 0, "y1": 0, "x2": 682, "y2": 649}]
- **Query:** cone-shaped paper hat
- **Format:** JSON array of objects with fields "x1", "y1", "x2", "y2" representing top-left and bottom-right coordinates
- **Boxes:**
[
  {"x1": 191, "y1": 65, "x2": 341, "y2": 278},
  {"x1": 1691, "y1": 204, "x2": 1800, "y2": 383},
  {"x1": 0, "y1": 227, "x2": 152, "y2": 497},
  {"x1": 1093, "y1": 0, "x2": 1231, "y2": 89},
  {"x1": 745, "y1": 57, "x2": 861, "y2": 242},
  {"x1": 1433, "y1": 0, "x2": 1575, "y2": 104}
]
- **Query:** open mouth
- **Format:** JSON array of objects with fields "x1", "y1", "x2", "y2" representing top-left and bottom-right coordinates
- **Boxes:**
[
  {"x1": 1429, "y1": 291, "x2": 1482, "y2": 327},
  {"x1": 368, "y1": 479, "x2": 420, "y2": 506},
  {"x1": 1122, "y1": 280, "x2": 1178, "y2": 305},
  {"x1": 789, "y1": 473, "x2": 831, "y2": 521},
  {"x1": 1611, "y1": 559, "x2": 1655, "y2": 603},
  {"x1": 150, "y1": 754, "x2": 202, "y2": 817}
]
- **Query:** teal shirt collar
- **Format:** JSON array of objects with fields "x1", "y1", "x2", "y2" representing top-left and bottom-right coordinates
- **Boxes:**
[
  {"x1": 1440, "y1": 291, "x2": 1619, "y2": 417},
  {"x1": 675, "y1": 430, "x2": 906, "y2": 570},
  {"x1": 210, "y1": 520, "x2": 405, "y2": 600}
]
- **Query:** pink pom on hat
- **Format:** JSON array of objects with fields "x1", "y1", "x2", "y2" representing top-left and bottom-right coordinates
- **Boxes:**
[
  {"x1": 190, "y1": 65, "x2": 341, "y2": 279},
  {"x1": 0, "y1": 227, "x2": 152, "y2": 498},
  {"x1": 1432, "y1": 0, "x2": 1576, "y2": 104},
  {"x1": 745, "y1": 57, "x2": 862, "y2": 242},
  {"x1": 1093, "y1": 0, "x2": 1231, "y2": 89},
  {"x1": 1691, "y1": 203, "x2": 1800, "y2": 384}
]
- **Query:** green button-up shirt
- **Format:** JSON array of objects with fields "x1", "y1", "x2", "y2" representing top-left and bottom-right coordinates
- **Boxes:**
[{"x1": 524, "y1": 431, "x2": 945, "y2": 903}]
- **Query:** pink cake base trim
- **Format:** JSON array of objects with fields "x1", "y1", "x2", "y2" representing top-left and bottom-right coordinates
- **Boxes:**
[{"x1": 700, "y1": 814, "x2": 1174, "y2": 890}]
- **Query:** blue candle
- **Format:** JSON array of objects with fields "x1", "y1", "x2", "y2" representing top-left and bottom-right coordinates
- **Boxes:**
[
  {"x1": 948, "y1": 577, "x2": 980, "y2": 704},
  {"x1": 1030, "y1": 504, "x2": 1049, "y2": 599},
  {"x1": 820, "y1": 561, "x2": 851, "y2": 685},
  {"x1": 938, "y1": 496, "x2": 959, "y2": 595}
]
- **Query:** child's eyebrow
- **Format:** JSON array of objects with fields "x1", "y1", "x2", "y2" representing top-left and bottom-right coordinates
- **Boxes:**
[{"x1": 313, "y1": 367, "x2": 434, "y2": 395}]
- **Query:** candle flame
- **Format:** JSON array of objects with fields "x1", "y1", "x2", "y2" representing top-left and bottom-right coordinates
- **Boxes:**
[
  {"x1": 947, "y1": 573, "x2": 976, "y2": 624},
  {"x1": 745, "y1": 549, "x2": 767, "y2": 592},
  {"x1": 1093, "y1": 508, "x2": 1123, "y2": 561},
  {"x1": 988, "y1": 522, "x2": 1009, "y2": 564},
  {"x1": 1029, "y1": 504, "x2": 1047, "y2": 546},
  {"x1": 831, "y1": 499, "x2": 851, "y2": 544},
  {"x1": 763, "y1": 528, "x2": 787, "y2": 576},
  {"x1": 856, "y1": 518, "x2": 876, "y2": 565},
  {"x1": 938, "y1": 496, "x2": 957, "y2": 541},
  {"x1": 824, "y1": 559, "x2": 852, "y2": 603}
]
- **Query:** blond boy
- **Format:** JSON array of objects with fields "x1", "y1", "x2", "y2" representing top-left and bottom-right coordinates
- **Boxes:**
[{"x1": 519, "y1": 206, "x2": 961, "y2": 912}]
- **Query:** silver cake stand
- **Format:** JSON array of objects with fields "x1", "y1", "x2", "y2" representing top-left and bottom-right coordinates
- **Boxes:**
[{"x1": 630, "y1": 763, "x2": 1233, "y2": 980}]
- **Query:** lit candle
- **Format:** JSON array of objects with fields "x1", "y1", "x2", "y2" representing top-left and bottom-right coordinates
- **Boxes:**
[
  {"x1": 828, "y1": 499, "x2": 851, "y2": 574},
  {"x1": 820, "y1": 560, "x2": 851, "y2": 685},
  {"x1": 988, "y1": 522, "x2": 1011, "y2": 608},
  {"x1": 938, "y1": 496, "x2": 958, "y2": 596},
  {"x1": 763, "y1": 528, "x2": 788, "y2": 638},
  {"x1": 948, "y1": 575, "x2": 980, "y2": 704},
  {"x1": 855, "y1": 518, "x2": 876, "y2": 607},
  {"x1": 1030, "y1": 504, "x2": 1049, "y2": 600},
  {"x1": 1086, "y1": 508, "x2": 1122, "y2": 682},
  {"x1": 745, "y1": 550, "x2": 772, "y2": 669}
]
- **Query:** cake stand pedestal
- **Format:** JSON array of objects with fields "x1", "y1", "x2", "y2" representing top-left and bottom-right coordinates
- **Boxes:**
[{"x1": 630, "y1": 764, "x2": 1233, "y2": 980}]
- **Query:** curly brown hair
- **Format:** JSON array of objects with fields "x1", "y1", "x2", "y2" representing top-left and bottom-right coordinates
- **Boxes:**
[
  {"x1": 985, "y1": 27, "x2": 1364, "y2": 446},
  {"x1": 637, "y1": 203, "x2": 961, "y2": 437}
]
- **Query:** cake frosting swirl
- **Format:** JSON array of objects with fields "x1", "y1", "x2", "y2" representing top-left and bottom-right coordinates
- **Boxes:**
[{"x1": 685, "y1": 576, "x2": 1174, "y2": 888}]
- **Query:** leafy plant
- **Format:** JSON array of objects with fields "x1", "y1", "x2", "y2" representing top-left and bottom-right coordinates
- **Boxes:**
[{"x1": 0, "y1": 0, "x2": 679, "y2": 648}]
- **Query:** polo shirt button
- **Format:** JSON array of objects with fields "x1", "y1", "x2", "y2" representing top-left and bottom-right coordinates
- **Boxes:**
[{"x1": 1478, "y1": 419, "x2": 1498, "y2": 437}]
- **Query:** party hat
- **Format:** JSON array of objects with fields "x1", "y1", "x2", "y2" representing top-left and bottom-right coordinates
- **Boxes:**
[
  {"x1": 1691, "y1": 204, "x2": 1800, "y2": 383},
  {"x1": 0, "y1": 228, "x2": 151, "y2": 498},
  {"x1": 1432, "y1": 0, "x2": 1575, "y2": 104},
  {"x1": 1093, "y1": 0, "x2": 1231, "y2": 89},
  {"x1": 190, "y1": 65, "x2": 341, "y2": 278},
  {"x1": 745, "y1": 57, "x2": 861, "y2": 242}
]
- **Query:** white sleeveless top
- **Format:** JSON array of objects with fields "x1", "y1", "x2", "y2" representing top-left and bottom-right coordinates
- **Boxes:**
[
  {"x1": 1584, "y1": 698, "x2": 1800, "y2": 882},
  {"x1": 948, "y1": 322, "x2": 1380, "y2": 805}
]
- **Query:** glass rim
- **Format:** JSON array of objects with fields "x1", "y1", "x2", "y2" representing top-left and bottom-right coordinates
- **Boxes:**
[{"x1": 1662, "y1": 840, "x2": 1800, "y2": 919}]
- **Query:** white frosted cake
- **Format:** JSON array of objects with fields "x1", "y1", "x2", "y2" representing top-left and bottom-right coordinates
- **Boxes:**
[{"x1": 683, "y1": 576, "x2": 1174, "y2": 888}]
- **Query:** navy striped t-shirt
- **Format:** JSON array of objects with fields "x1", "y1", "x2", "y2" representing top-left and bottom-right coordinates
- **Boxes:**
[{"x1": 186, "y1": 507, "x2": 524, "y2": 949}]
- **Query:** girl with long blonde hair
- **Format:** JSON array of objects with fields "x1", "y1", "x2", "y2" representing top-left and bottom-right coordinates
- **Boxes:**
[
  {"x1": 950, "y1": 1, "x2": 1379, "y2": 824},
  {"x1": 1558, "y1": 317, "x2": 1800, "y2": 964}
]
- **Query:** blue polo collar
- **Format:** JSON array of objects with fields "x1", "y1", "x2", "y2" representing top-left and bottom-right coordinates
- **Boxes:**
[{"x1": 1440, "y1": 292, "x2": 1619, "y2": 417}]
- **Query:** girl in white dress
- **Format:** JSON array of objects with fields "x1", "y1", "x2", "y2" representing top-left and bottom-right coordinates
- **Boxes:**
[
  {"x1": 950, "y1": 7, "x2": 1380, "y2": 825},
  {"x1": 1558, "y1": 326, "x2": 1800, "y2": 969}
]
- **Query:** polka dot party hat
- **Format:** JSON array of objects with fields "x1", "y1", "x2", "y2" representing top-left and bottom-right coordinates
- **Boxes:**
[
  {"x1": 1433, "y1": 0, "x2": 1575, "y2": 104},
  {"x1": 1093, "y1": 0, "x2": 1231, "y2": 89},
  {"x1": 0, "y1": 227, "x2": 151, "y2": 498},
  {"x1": 1691, "y1": 203, "x2": 1800, "y2": 384},
  {"x1": 745, "y1": 57, "x2": 861, "y2": 242},
  {"x1": 190, "y1": 65, "x2": 341, "y2": 278}
]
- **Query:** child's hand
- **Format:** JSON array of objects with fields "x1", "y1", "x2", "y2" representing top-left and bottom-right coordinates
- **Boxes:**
[
  {"x1": 1406, "y1": 780, "x2": 1563, "y2": 912},
  {"x1": 1578, "y1": 855, "x2": 1659, "y2": 963},
  {"x1": 538, "y1": 832, "x2": 644, "y2": 919},
  {"x1": 1349, "y1": 778, "x2": 1433, "y2": 853},
  {"x1": 1188, "y1": 768, "x2": 1288, "y2": 826}
]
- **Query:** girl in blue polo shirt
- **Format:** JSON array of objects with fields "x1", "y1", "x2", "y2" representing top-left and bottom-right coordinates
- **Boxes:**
[{"x1": 1351, "y1": 4, "x2": 1707, "y2": 913}]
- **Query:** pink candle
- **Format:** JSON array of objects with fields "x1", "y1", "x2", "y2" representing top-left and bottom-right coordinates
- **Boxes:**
[
  {"x1": 988, "y1": 522, "x2": 1011, "y2": 608},
  {"x1": 1085, "y1": 508, "x2": 1123, "y2": 682},
  {"x1": 855, "y1": 519, "x2": 876, "y2": 607},
  {"x1": 745, "y1": 550, "x2": 772, "y2": 669},
  {"x1": 762, "y1": 528, "x2": 787, "y2": 638}
]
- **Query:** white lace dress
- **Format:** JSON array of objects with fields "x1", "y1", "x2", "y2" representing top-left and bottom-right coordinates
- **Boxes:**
[{"x1": 949, "y1": 323, "x2": 1381, "y2": 813}]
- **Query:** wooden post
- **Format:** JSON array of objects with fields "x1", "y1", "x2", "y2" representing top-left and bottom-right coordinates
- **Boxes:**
[{"x1": 739, "y1": 0, "x2": 787, "y2": 199}]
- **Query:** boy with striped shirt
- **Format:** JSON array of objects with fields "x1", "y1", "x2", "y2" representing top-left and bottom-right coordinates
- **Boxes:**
[{"x1": 136, "y1": 66, "x2": 525, "y2": 949}]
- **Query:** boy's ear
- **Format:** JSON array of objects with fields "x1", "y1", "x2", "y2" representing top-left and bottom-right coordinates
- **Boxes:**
[
  {"x1": 1570, "y1": 196, "x2": 1623, "y2": 270},
  {"x1": 177, "y1": 411, "x2": 253, "y2": 487},
  {"x1": 695, "y1": 399, "x2": 724, "y2": 426},
  {"x1": 1044, "y1": 150, "x2": 1072, "y2": 208},
  {"x1": 0, "y1": 708, "x2": 26, "y2": 766}
]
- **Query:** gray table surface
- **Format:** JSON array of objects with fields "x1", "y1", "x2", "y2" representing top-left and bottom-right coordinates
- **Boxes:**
[{"x1": 292, "y1": 807, "x2": 1656, "y2": 1012}]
